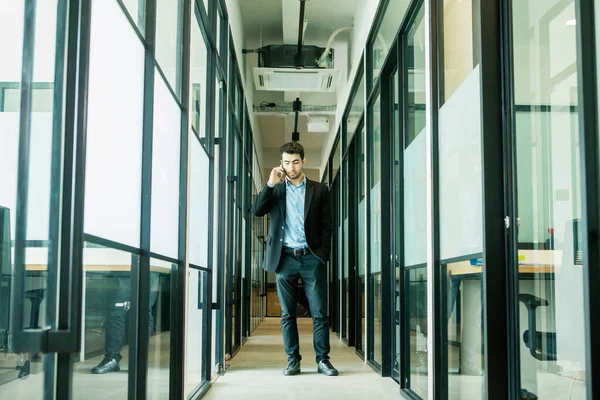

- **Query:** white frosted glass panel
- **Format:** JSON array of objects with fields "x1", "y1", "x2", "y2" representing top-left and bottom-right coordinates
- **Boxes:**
[
  {"x1": 120, "y1": 0, "x2": 144, "y2": 32},
  {"x1": 190, "y1": 15, "x2": 208, "y2": 139},
  {"x1": 32, "y1": 0, "x2": 58, "y2": 82},
  {"x1": 155, "y1": 0, "x2": 181, "y2": 95},
  {"x1": 0, "y1": 114, "x2": 19, "y2": 238},
  {"x1": 0, "y1": 1, "x2": 25, "y2": 81},
  {"x1": 27, "y1": 114, "x2": 53, "y2": 240},
  {"x1": 0, "y1": 113, "x2": 55, "y2": 240},
  {"x1": 404, "y1": 129, "x2": 427, "y2": 266},
  {"x1": 84, "y1": 0, "x2": 144, "y2": 247},
  {"x1": 439, "y1": 65, "x2": 483, "y2": 260},
  {"x1": 150, "y1": 72, "x2": 181, "y2": 258},
  {"x1": 189, "y1": 138, "x2": 209, "y2": 267}
]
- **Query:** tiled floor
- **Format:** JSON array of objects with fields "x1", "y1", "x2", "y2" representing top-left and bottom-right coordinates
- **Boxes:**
[{"x1": 202, "y1": 318, "x2": 404, "y2": 400}]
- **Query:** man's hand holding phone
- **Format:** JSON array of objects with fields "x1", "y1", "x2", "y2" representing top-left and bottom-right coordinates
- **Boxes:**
[{"x1": 267, "y1": 161, "x2": 286, "y2": 186}]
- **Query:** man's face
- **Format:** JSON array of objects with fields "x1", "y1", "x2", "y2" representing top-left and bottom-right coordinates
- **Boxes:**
[{"x1": 281, "y1": 152, "x2": 305, "y2": 179}]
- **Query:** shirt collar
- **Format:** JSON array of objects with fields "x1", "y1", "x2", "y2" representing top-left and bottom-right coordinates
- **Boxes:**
[{"x1": 285, "y1": 175, "x2": 306, "y2": 189}]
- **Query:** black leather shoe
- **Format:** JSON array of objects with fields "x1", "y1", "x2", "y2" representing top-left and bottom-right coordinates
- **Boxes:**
[
  {"x1": 317, "y1": 360, "x2": 338, "y2": 376},
  {"x1": 91, "y1": 358, "x2": 120, "y2": 374},
  {"x1": 283, "y1": 359, "x2": 301, "y2": 376}
]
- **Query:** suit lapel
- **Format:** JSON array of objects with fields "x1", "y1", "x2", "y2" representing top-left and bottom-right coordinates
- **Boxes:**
[
  {"x1": 278, "y1": 182, "x2": 286, "y2": 218},
  {"x1": 304, "y1": 179, "x2": 314, "y2": 221}
]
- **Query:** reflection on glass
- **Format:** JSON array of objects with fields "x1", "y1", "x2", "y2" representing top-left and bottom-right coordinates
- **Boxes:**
[
  {"x1": 72, "y1": 244, "x2": 137, "y2": 399},
  {"x1": 147, "y1": 259, "x2": 171, "y2": 400},
  {"x1": 392, "y1": 67, "x2": 401, "y2": 381},
  {"x1": 332, "y1": 138, "x2": 341, "y2": 179},
  {"x1": 0, "y1": 1, "x2": 58, "y2": 397},
  {"x1": 216, "y1": 8, "x2": 222, "y2": 55},
  {"x1": 408, "y1": 268, "x2": 427, "y2": 396},
  {"x1": 186, "y1": 269, "x2": 206, "y2": 396},
  {"x1": 155, "y1": 0, "x2": 182, "y2": 97},
  {"x1": 439, "y1": 0, "x2": 484, "y2": 398},
  {"x1": 373, "y1": 275, "x2": 383, "y2": 364},
  {"x1": 343, "y1": 158, "x2": 350, "y2": 340},
  {"x1": 120, "y1": 0, "x2": 146, "y2": 33},
  {"x1": 215, "y1": 78, "x2": 221, "y2": 138},
  {"x1": 404, "y1": 6, "x2": 428, "y2": 394},
  {"x1": 372, "y1": 0, "x2": 411, "y2": 84},
  {"x1": 191, "y1": 13, "x2": 208, "y2": 142},
  {"x1": 322, "y1": 165, "x2": 329, "y2": 185},
  {"x1": 512, "y1": 1, "x2": 586, "y2": 398},
  {"x1": 358, "y1": 127, "x2": 366, "y2": 354},
  {"x1": 346, "y1": 74, "x2": 365, "y2": 147},
  {"x1": 369, "y1": 93, "x2": 382, "y2": 365}
]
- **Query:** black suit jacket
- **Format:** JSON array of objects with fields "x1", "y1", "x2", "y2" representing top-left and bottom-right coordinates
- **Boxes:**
[{"x1": 251, "y1": 178, "x2": 332, "y2": 273}]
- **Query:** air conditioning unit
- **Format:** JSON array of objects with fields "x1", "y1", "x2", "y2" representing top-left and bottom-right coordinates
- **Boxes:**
[
  {"x1": 258, "y1": 45, "x2": 333, "y2": 69},
  {"x1": 253, "y1": 44, "x2": 338, "y2": 92},
  {"x1": 253, "y1": 68, "x2": 338, "y2": 92}
]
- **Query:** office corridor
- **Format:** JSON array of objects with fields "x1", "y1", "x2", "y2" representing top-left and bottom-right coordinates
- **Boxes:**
[{"x1": 204, "y1": 318, "x2": 400, "y2": 400}]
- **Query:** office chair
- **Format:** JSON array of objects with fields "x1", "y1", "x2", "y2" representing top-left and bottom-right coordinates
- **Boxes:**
[{"x1": 518, "y1": 294, "x2": 557, "y2": 362}]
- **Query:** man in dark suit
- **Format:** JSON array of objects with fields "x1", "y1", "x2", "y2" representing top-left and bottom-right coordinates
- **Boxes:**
[{"x1": 251, "y1": 141, "x2": 337, "y2": 377}]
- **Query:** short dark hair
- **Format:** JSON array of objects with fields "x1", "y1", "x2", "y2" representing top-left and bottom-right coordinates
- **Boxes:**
[{"x1": 280, "y1": 141, "x2": 304, "y2": 159}]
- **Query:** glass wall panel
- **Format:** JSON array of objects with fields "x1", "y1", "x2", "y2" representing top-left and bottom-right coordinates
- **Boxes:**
[
  {"x1": 511, "y1": 1, "x2": 586, "y2": 398},
  {"x1": 147, "y1": 258, "x2": 172, "y2": 399},
  {"x1": 408, "y1": 267, "x2": 427, "y2": 395},
  {"x1": 357, "y1": 126, "x2": 366, "y2": 355},
  {"x1": 403, "y1": 6, "x2": 427, "y2": 395},
  {"x1": 369, "y1": 93, "x2": 382, "y2": 365},
  {"x1": 189, "y1": 136, "x2": 210, "y2": 268},
  {"x1": 155, "y1": 0, "x2": 182, "y2": 97},
  {"x1": 372, "y1": 0, "x2": 411, "y2": 85},
  {"x1": 185, "y1": 268, "x2": 207, "y2": 396},
  {"x1": 439, "y1": 0, "x2": 484, "y2": 398},
  {"x1": 343, "y1": 158, "x2": 349, "y2": 340},
  {"x1": 332, "y1": 137, "x2": 341, "y2": 179},
  {"x1": 121, "y1": 0, "x2": 146, "y2": 33},
  {"x1": 85, "y1": 0, "x2": 144, "y2": 248},
  {"x1": 151, "y1": 71, "x2": 181, "y2": 259},
  {"x1": 346, "y1": 74, "x2": 365, "y2": 147},
  {"x1": 392, "y1": 69, "x2": 401, "y2": 381},
  {"x1": 72, "y1": 244, "x2": 137, "y2": 399},
  {"x1": 0, "y1": 1, "x2": 59, "y2": 395},
  {"x1": 191, "y1": 13, "x2": 209, "y2": 143}
]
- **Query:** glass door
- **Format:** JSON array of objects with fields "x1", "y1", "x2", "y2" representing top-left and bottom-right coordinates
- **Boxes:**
[
  {"x1": 509, "y1": 0, "x2": 587, "y2": 398},
  {"x1": 0, "y1": 2, "x2": 84, "y2": 397},
  {"x1": 402, "y1": 5, "x2": 428, "y2": 396},
  {"x1": 355, "y1": 124, "x2": 367, "y2": 357}
]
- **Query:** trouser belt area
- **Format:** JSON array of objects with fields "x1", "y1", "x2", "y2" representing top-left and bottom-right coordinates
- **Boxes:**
[{"x1": 283, "y1": 246, "x2": 310, "y2": 256}]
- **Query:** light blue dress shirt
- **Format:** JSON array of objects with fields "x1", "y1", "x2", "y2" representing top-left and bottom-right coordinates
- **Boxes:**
[{"x1": 282, "y1": 177, "x2": 308, "y2": 248}]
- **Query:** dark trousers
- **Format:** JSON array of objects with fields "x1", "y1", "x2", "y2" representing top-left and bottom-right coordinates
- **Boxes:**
[
  {"x1": 276, "y1": 251, "x2": 330, "y2": 363},
  {"x1": 105, "y1": 273, "x2": 159, "y2": 362}
]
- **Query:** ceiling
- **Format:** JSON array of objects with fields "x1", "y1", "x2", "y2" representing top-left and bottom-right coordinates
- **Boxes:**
[{"x1": 237, "y1": 0, "x2": 360, "y2": 177}]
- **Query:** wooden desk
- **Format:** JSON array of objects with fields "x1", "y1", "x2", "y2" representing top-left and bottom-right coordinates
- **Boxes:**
[
  {"x1": 25, "y1": 264, "x2": 171, "y2": 272},
  {"x1": 448, "y1": 262, "x2": 556, "y2": 276}
]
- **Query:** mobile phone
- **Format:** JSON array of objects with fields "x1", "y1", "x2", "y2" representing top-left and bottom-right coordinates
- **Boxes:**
[{"x1": 277, "y1": 161, "x2": 287, "y2": 178}]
